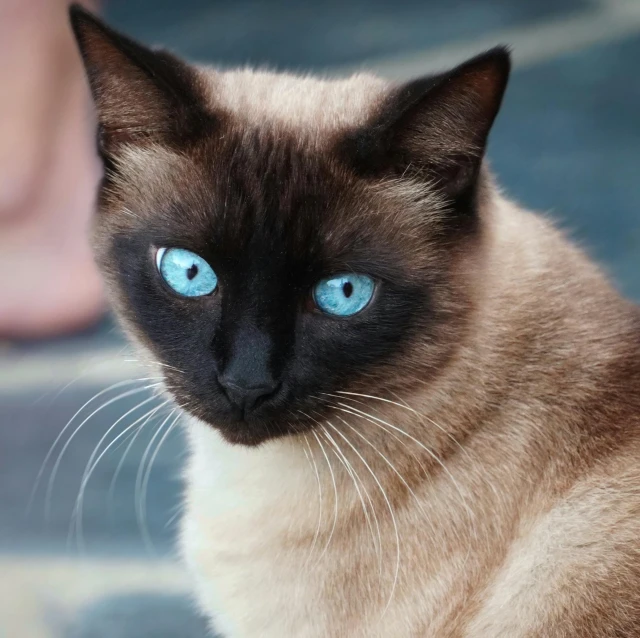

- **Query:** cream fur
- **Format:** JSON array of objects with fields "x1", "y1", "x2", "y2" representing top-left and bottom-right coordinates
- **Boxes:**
[
  {"x1": 77, "y1": 44, "x2": 640, "y2": 634},
  {"x1": 203, "y1": 68, "x2": 388, "y2": 133},
  {"x1": 177, "y1": 193, "x2": 640, "y2": 637}
]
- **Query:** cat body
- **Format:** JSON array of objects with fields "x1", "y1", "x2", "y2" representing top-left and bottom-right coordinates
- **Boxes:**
[
  {"x1": 70, "y1": 6, "x2": 640, "y2": 636},
  {"x1": 182, "y1": 197, "x2": 640, "y2": 637}
]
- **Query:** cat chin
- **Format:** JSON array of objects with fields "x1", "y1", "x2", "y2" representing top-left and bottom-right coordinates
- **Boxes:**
[
  {"x1": 210, "y1": 423, "x2": 285, "y2": 447},
  {"x1": 184, "y1": 408, "x2": 313, "y2": 447},
  {"x1": 161, "y1": 386, "x2": 321, "y2": 446}
]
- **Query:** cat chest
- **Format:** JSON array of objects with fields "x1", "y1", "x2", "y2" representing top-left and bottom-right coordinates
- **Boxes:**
[{"x1": 181, "y1": 476, "x2": 331, "y2": 637}]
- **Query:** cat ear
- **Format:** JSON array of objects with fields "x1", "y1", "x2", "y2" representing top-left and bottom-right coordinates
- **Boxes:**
[
  {"x1": 69, "y1": 5, "x2": 212, "y2": 155},
  {"x1": 342, "y1": 47, "x2": 510, "y2": 202}
]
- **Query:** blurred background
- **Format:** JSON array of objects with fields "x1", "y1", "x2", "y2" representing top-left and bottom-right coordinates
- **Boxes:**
[{"x1": 1, "y1": 0, "x2": 639, "y2": 636}]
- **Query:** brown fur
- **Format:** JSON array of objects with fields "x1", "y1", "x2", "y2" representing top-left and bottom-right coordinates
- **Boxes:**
[{"x1": 70, "y1": 6, "x2": 640, "y2": 637}]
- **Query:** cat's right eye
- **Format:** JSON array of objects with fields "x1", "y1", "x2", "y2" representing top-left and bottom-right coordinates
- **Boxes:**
[{"x1": 156, "y1": 247, "x2": 218, "y2": 297}]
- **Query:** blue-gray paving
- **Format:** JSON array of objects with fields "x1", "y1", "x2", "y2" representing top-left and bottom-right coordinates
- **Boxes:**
[
  {"x1": 491, "y1": 34, "x2": 640, "y2": 301},
  {"x1": 105, "y1": 0, "x2": 591, "y2": 69},
  {"x1": 1, "y1": 0, "x2": 640, "y2": 635},
  {"x1": 6, "y1": 314, "x2": 125, "y2": 360},
  {"x1": 66, "y1": 594, "x2": 211, "y2": 638},
  {"x1": 1, "y1": 386, "x2": 182, "y2": 555}
]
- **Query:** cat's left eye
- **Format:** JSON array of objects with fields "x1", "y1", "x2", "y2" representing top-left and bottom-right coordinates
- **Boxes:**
[
  {"x1": 313, "y1": 273, "x2": 375, "y2": 317},
  {"x1": 156, "y1": 247, "x2": 218, "y2": 297}
]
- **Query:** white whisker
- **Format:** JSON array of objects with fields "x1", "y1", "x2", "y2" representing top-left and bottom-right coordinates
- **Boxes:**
[
  {"x1": 29, "y1": 378, "x2": 161, "y2": 515},
  {"x1": 107, "y1": 405, "x2": 164, "y2": 521},
  {"x1": 320, "y1": 424, "x2": 383, "y2": 576},
  {"x1": 164, "y1": 502, "x2": 183, "y2": 531},
  {"x1": 43, "y1": 382, "x2": 162, "y2": 522},
  {"x1": 321, "y1": 394, "x2": 432, "y2": 480},
  {"x1": 70, "y1": 399, "x2": 169, "y2": 551},
  {"x1": 333, "y1": 402, "x2": 477, "y2": 544},
  {"x1": 302, "y1": 434, "x2": 323, "y2": 567},
  {"x1": 311, "y1": 430, "x2": 338, "y2": 565},
  {"x1": 335, "y1": 415, "x2": 437, "y2": 539},
  {"x1": 335, "y1": 390, "x2": 471, "y2": 463},
  {"x1": 124, "y1": 359, "x2": 185, "y2": 374},
  {"x1": 387, "y1": 390, "x2": 474, "y2": 462},
  {"x1": 323, "y1": 421, "x2": 400, "y2": 618},
  {"x1": 136, "y1": 409, "x2": 181, "y2": 555},
  {"x1": 76, "y1": 393, "x2": 161, "y2": 500}
]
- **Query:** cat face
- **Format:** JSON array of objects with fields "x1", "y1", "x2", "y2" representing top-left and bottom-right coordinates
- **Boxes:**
[{"x1": 71, "y1": 6, "x2": 509, "y2": 445}]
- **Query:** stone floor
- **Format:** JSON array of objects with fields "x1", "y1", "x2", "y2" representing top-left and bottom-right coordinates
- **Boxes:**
[{"x1": 1, "y1": 0, "x2": 639, "y2": 635}]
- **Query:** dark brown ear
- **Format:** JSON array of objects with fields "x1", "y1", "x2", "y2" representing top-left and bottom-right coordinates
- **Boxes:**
[
  {"x1": 341, "y1": 47, "x2": 510, "y2": 204},
  {"x1": 69, "y1": 4, "x2": 213, "y2": 158}
]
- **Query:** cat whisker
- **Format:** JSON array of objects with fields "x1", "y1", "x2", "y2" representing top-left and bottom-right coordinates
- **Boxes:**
[
  {"x1": 107, "y1": 403, "x2": 167, "y2": 521},
  {"x1": 75, "y1": 393, "x2": 163, "y2": 505},
  {"x1": 164, "y1": 501, "x2": 184, "y2": 531},
  {"x1": 123, "y1": 358, "x2": 185, "y2": 375},
  {"x1": 319, "y1": 394, "x2": 432, "y2": 480},
  {"x1": 331, "y1": 390, "x2": 471, "y2": 463},
  {"x1": 325, "y1": 391, "x2": 411, "y2": 412},
  {"x1": 332, "y1": 402, "x2": 477, "y2": 545},
  {"x1": 387, "y1": 390, "x2": 473, "y2": 463},
  {"x1": 70, "y1": 399, "x2": 169, "y2": 551},
  {"x1": 326, "y1": 392, "x2": 477, "y2": 552},
  {"x1": 319, "y1": 423, "x2": 383, "y2": 576},
  {"x1": 302, "y1": 434, "x2": 323, "y2": 568},
  {"x1": 136, "y1": 409, "x2": 181, "y2": 555},
  {"x1": 310, "y1": 429, "x2": 339, "y2": 565},
  {"x1": 42, "y1": 381, "x2": 162, "y2": 523},
  {"x1": 134, "y1": 407, "x2": 177, "y2": 537},
  {"x1": 323, "y1": 420, "x2": 400, "y2": 618},
  {"x1": 28, "y1": 377, "x2": 162, "y2": 515},
  {"x1": 334, "y1": 415, "x2": 438, "y2": 539}
]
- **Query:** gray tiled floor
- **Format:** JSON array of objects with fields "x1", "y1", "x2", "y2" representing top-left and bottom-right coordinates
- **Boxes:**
[
  {"x1": 492, "y1": 33, "x2": 640, "y2": 300},
  {"x1": 67, "y1": 594, "x2": 209, "y2": 637},
  {"x1": 106, "y1": 0, "x2": 591, "y2": 68},
  {"x1": 1, "y1": 0, "x2": 639, "y2": 636},
  {"x1": 3, "y1": 387, "x2": 181, "y2": 554}
]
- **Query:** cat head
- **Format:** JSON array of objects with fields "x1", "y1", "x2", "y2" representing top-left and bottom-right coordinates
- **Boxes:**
[{"x1": 71, "y1": 6, "x2": 510, "y2": 446}]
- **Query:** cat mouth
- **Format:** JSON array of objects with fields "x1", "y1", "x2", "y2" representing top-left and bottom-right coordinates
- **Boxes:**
[
  {"x1": 168, "y1": 377, "x2": 308, "y2": 444},
  {"x1": 192, "y1": 384, "x2": 307, "y2": 445},
  {"x1": 208, "y1": 413, "x2": 304, "y2": 446},
  {"x1": 198, "y1": 397, "x2": 320, "y2": 446}
]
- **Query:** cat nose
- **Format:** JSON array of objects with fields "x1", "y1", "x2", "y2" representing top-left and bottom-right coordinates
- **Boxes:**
[{"x1": 218, "y1": 375, "x2": 279, "y2": 414}]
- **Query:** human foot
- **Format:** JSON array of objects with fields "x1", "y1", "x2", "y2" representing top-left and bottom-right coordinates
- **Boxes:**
[
  {"x1": 0, "y1": 0, "x2": 105, "y2": 338},
  {"x1": 0, "y1": 82, "x2": 105, "y2": 339}
]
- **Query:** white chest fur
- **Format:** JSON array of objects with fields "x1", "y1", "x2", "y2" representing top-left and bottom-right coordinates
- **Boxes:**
[
  {"x1": 180, "y1": 416, "x2": 585, "y2": 638},
  {"x1": 180, "y1": 420, "x2": 331, "y2": 637},
  {"x1": 178, "y1": 418, "x2": 481, "y2": 638}
]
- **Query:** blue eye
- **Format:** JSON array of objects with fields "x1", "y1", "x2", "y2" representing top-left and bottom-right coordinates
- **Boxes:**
[
  {"x1": 156, "y1": 247, "x2": 218, "y2": 297},
  {"x1": 313, "y1": 274, "x2": 375, "y2": 316}
]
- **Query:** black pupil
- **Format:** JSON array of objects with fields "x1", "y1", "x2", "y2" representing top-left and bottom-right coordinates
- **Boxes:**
[
  {"x1": 343, "y1": 281, "x2": 353, "y2": 298},
  {"x1": 186, "y1": 264, "x2": 199, "y2": 280}
]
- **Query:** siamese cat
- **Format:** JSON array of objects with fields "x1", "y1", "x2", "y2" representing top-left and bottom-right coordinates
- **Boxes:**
[{"x1": 71, "y1": 5, "x2": 640, "y2": 637}]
